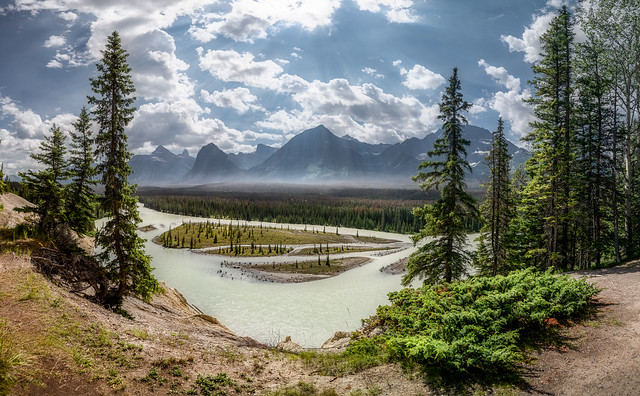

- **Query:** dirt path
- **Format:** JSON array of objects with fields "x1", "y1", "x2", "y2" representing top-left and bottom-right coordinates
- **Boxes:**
[{"x1": 522, "y1": 262, "x2": 640, "y2": 396}]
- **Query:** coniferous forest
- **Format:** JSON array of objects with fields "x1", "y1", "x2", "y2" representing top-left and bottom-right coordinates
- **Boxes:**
[
  {"x1": 487, "y1": 3, "x2": 640, "y2": 273},
  {"x1": 137, "y1": 190, "x2": 484, "y2": 234}
]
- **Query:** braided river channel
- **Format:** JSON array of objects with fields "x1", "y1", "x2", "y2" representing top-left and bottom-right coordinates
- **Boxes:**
[{"x1": 127, "y1": 206, "x2": 475, "y2": 348}]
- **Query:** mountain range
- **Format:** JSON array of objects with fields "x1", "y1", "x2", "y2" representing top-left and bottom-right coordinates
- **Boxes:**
[{"x1": 129, "y1": 125, "x2": 530, "y2": 188}]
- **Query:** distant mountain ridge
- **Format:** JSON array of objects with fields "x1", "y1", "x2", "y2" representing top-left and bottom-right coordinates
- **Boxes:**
[
  {"x1": 185, "y1": 143, "x2": 242, "y2": 183},
  {"x1": 227, "y1": 144, "x2": 278, "y2": 169},
  {"x1": 129, "y1": 125, "x2": 530, "y2": 187},
  {"x1": 128, "y1": 145, "x2": 195, "y2": 185}
]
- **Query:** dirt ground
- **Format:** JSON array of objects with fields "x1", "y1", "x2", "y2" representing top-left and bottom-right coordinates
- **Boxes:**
[
  {"x1": 0, "y1": 193, "x2": 34, "y2": 228},
  {"x1": 521, "y1": 261, "x2": 640, "y2": 396}
]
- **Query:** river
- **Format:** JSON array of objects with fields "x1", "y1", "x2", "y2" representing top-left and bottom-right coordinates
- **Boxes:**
[{"x1": 130, "y1": 206, "x2": 475, "y2": 348}]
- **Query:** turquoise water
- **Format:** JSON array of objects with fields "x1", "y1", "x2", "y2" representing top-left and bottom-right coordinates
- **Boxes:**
[
  {"x1": 129, "y1": 206, "x2": 415, "y2": 347},
  {"x1": 108, "y1": 206, "x2": 476, "y2": 347}
]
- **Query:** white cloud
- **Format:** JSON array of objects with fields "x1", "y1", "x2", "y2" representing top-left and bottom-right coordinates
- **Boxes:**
[
  {"x1": 287, "y1": 79, "x2": 440, "y2": 143},
  {"x1": 386, "y1": 7, "x2": 419, "y2": 23},
  {"x1": 490, "y1": 89, "x2": 533, "y2": 139},
  {"x1": 362, "y1": 67, "x2": 384, "y2": 79},
  {"x1": 257, "y1": 109, "x2": 320, "y2": 134},
  {"x1": 188, "y1": 0, "x2": 340, "y2": 43},
  {"x1": 46, "y1": 59, "x2": 63, "y2": 69},
  {"x1": 127, "y1": 30, "x2": 194, "y2": 101},
  {"x1": 400, "y1": 64, "x2": 445, "y2": 90},
  {"x1": 58, "y1": 11, "x2": 77, "y2": 22},
  {"x1": 478, "y1": 59, "x2": 521, "y2": 91},
  {"x1": 201, "y1": 87, "x2": 265, "y2": 114},
  {"x1": 128, "y1": 98, "x2": 279, "y2": 154},
  {"x1": 1, "y1": 96, "x2": 45, "y2": 139},
  {"x1": 477, "y1": 60, "x2": 533, "y2": 138},
  {"x1": 0, "y1": 95, "x2": 77, "y2": 172},
  {"x1": 0, "y1": 128, "x2": 42, "y2": 174},
  {"x1": 43, "y1": 35, "x2": 65, "y2": 47},
  {"x1": 501, "y1": 11, "x2": 556, "y2": 63},
  {"x1": 469, "y1": 98, "x2": 488, "y2": 115},
  {"x1": 197, "y1": 47, "x2": 442, "y2": 143},
  {"x1": 198, "y1": 49, "x2": 285, "y2": 90},
  {"x1": 355, "y1": 0, "x2": 419, "y2": 23}
]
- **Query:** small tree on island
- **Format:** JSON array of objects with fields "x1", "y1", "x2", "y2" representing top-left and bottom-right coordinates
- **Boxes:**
[
  {"x1": 89, "y1": 31, "x2": 159, "y2": 300},
  {"x1": 403, "y1": 67, "x2": 479, "y2": 286}
]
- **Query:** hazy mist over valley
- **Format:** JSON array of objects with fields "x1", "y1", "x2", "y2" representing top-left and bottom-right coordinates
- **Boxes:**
[{"x1": 128, "y1": 124, "x2": 530, "y2": 189}]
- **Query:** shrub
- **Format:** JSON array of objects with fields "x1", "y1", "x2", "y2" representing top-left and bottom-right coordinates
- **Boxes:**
[{"x1": 356, "y1": 268, "x2": 599, "y2": 377}]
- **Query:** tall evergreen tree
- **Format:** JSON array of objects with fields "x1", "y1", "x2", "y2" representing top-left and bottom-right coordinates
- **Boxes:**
[
  {"x1": 18, "y1": 124, "x2": 69, "y2": 236},
  {"x1": 88, "y1": 31, "x2": 158, "y2": 300},
  {"x1": 520, "y1": 6, "x2": 575, "y2": 270},
  {"x1": 579, "y1": 0, "x2": 640, "y2": 259},
  {"x1": 474, "y1": 118, "x2": 513, "y2": 276},
  {"x1": 573, "y1": 33, "x2": 617, "y2": 268},
  {"x1": 67, "y1": 106, "x2": 98, "y2": 235},
  {"x1": 403, "y1": 67, "x2": 479, "y2": 285}
]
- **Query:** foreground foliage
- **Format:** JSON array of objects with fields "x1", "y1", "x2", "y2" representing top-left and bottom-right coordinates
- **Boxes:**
[{"x1": 350, "y1": 268, "x2": 598, "y2": 380}]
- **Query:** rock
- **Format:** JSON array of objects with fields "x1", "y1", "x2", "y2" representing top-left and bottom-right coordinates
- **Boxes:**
[
  {"x1": 321, "y1": 331, "x2": 351, "y2": 351},
  {"x1": 368, "y1": 327, "x2": 385, "y2": 337},
  {"x1": 277, "y1": 336, "x2": 302, "y2": 353},
  {"x1": 0, "y1": 193, "x2": 36, "y2": 228}
]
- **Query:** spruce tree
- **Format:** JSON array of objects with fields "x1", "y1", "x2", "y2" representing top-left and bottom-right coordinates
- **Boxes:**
[
  {"x1": 579, "y1": 0, "x2": 640, "y2": 259},
  {"x1": 520, "y1": 6, "x2": 575, "y2": 270},
  {"x1": 474, "y1": 118, "x2": 513, "y2": 276},
  {"x1": 18, "y1": 125, "x2": 69, "y2": 236},
  {"x1": 88, "y1": 31, "x2": 158, "y2": 300},
  {"x1": 67, "y1": 106, "x2": 98, "y2": 235},
  {"x1": 403, "y1": 67, "x2": 479, "y2": 285},
  {"x1": 573, "y1": 33, "x2": 617, "y2": 268}
]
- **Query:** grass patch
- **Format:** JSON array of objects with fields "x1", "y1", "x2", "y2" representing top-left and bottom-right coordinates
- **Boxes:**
[
  {"x1": 300, "y1": 338, "x2": 388, "y2": 377},
  {"x1": 155, "y1": 221, "x2": 396, "y2": 252},
  {"x1": 263, "y1": 381, "x2": 339, "y2": 396},
  {"x1": 0, "y1": 320, "x2": 31, "y2": 396},
  {"x1": 194, "y1": 373, "x2": 240, "y2": 395},
  {"x1": 152, "y1": 355, "x2": 194, "y2": 369},
  {"x1": 128, "y1": 327, "x2": 150, "y2": 340}
]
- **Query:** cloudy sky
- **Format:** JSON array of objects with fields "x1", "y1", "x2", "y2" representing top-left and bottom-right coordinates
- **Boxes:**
[{"x1": 0, "y1": 0, "x2": 570, "y2": 174}]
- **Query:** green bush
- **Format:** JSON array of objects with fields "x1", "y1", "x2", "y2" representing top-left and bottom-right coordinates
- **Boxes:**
[{"x1": 354, "y1": 268, "x2": 598, "y2": 376}]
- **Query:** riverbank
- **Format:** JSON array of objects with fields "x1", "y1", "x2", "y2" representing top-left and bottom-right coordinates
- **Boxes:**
[{"x1": 0, "y1": 252, "x2": 431, "y2": 395}]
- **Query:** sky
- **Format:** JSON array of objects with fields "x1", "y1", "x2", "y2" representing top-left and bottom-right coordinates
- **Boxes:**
[{"x1": 0, "y1": 0, "x2": 572, "y2": 174}]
